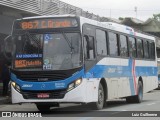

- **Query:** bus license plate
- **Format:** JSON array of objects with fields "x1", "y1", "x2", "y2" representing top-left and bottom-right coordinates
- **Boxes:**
[{"x1": 37, "y1": 93, "x2": 49, "y2": 98}]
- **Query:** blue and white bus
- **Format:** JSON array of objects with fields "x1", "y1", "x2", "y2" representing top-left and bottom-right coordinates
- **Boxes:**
[{"x1": 6, "y1": 15, "x2": 158, "y2": 111}]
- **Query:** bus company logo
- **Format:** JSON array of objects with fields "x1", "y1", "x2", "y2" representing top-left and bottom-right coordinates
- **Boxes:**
[
  {"x1": 108, "y1": 68, "x2": 116, "y2": 73},
  {"x1": 41, "y1": 84, "x2": 46, "y2": 89},
  {"x1": 55, "y1": 83, "x2": 65, "y2": 88},
  {"x1": 22, "y1": 84, "x2": 33, "y2": 88},
  {"x1": 38, "y1": 78, "x2": 48, "y2": 81}
]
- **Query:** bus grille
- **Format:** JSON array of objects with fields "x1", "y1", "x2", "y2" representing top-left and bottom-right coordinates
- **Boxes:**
[
  {"x1": 21, "y1": 90, "x2": 66, "y2": 99},
  {"x1": 13, "y1": 71, "x2": 70, "y2": 81}
]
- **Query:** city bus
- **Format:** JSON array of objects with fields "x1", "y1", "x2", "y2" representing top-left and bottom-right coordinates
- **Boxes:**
[{"x1": 5, "y1": 15, "x2": 158, "y2": 111}]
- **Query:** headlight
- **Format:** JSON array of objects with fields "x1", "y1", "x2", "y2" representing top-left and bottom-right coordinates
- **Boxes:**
[
  {"x1": 75, "y1": 79, "x2": 82, "y2": 86},
  {"x1": 67, "y1": 79, "x2": 82, "y2": 92},
  {"x1": 15, "y1": 84, "x2": 21, "y2": 93},
  {"x1": 11, "y1": 81, "x2": 21, "y2": 93},
  {"x1": 11, "y1": 82, "x2": 16, "y2": 87},
  {"x1": 68, "y1": 83, "x2": 75, "y2": 91}
]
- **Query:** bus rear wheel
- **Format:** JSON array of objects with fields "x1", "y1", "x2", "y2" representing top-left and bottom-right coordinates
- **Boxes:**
[
  {"x1": 126, "y1": 81, "x2": 143, "y2": 103},
  {"x1": 90, "y1": 83, "x2": 104, "y2": 110},
  {"x1": 134, "y1": 81, "x2": 143, "y2": 103}
]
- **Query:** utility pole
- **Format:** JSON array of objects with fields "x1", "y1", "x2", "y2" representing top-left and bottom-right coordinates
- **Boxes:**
[
  {"x1": 110, "y1": 9, "x2": 111, "y2": 18},
  {"x1": 135, "y1": 6, "x2": 137, "y2": 18}
]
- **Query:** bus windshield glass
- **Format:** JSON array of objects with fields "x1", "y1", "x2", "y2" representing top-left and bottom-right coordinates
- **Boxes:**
[
  {"x1": 14, "y1": 32, "x2": 81, "y2": 70},
  {"x1": 43, "y1": 32, "x2": 81, "y2": 70}
]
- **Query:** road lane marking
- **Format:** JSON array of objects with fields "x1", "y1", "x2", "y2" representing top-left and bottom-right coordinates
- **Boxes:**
[
  {"x1": 104, "y1": 101, "x2": 159, "y2": 112},
  {"x1": 78, "y1": 117, "x2": 93, "y2": 120},
  {"x1": 147, "y1": 103, "x2": 156, "y2": 106},
  {"x1": 111, "y1": 111, "x2": 123, "y2": 115},
  {"x1": 122, "y1": 109, "x2": 127, "y2": 111},
  {"x1": 111, "y1": 110, "x2": 127, "y2": 115}
]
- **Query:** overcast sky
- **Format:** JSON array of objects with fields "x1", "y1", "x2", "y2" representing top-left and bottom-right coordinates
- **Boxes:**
[{"x1": 60, "y1": 0, "x2": 160, "y2": 21}]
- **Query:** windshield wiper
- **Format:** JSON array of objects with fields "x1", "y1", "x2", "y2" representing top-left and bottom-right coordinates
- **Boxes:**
[
  {"x1": 23, "y1": 31, "x2": 41, "y2": 53},
  {"x1": 26, "y1": 32, "x2": 41, "y2": 47}
]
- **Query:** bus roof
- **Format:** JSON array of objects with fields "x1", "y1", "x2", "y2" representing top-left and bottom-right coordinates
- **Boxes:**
[
  {"x1": 17, "y1": 14, "x2": 155, "y2": 41},
  {"x1": 17, "y1": 14, "x2": 76, "y2": 20},
  {"x1": 79, "y1": 16, "x2": 155, "y2": 41}
]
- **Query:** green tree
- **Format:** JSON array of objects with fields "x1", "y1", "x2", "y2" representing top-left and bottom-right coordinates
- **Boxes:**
[
  {"x1": 153, "y1": 13, "x2": 160, "y2": 21},
  {"x1": 119, "y1": 17, "x2": 124, "y2": 21}
]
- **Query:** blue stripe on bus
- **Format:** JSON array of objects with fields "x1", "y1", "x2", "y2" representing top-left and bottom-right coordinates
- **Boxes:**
[
  {"x1": 11, "y1": 62, "x2": 157, "y2": 92},
  {"x1": 84, "y1": 65, "x2": 157, "y2": 78}
]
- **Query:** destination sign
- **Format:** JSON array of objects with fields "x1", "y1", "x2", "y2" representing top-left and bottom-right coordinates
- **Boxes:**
[
  {"x1": 15, "y1": 18, "x2": 78, "y2": 30},
  {"x1": 15, "y1": 59, "x2": 42, "y2": 68},
  {"x1": 16, "y1": 54, "x2": 42, "y2": 59}
]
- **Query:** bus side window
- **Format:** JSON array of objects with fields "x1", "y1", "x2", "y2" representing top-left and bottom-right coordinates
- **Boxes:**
[
  {"x1": 148, "y1": 42, "x2": 155, "y2": 60},
  {"x1": 108, "y1": 32, "x2": 118, "y2": 56},
  {"x1": 151, "y1": 42, "x2": 155, "y2": 60},
  {"x1": 128, "y1": 37, "x2": 137, "y2": 58},
  {"x1": 84, "y1": 36, "x2": 95, "y2": 60},
  {"x1": 96, "y1": 29, "x2": 107, "y2": 56},
  {"x1": 143, "y1": 40, "x2": 149, "y2": 58},
  {"x1": 137, "y1": 39, "x2": 144, "y2": 58},
  {"x1": 119, "y1": 35, "x2": 128, "y2": 57},
  {"x1": 148, "y1": 42, "x2": 152, "y2": 59}
]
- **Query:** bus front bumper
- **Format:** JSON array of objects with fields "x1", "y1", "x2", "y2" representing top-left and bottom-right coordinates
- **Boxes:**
[{"x1": 11, "y1": 79, "x2": 99, "y2": 104}]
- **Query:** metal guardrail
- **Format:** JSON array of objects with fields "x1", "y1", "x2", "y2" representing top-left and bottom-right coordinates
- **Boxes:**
[{"x1": 0, "y1": 0, "x2": 106, "y2": 22}]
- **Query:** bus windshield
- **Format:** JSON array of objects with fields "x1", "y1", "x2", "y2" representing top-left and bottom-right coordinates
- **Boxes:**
[
  {"x1": 43, "y1": 32, "x2": 81, "y2": 70},
  {"x1": 14, "y1": 32, "x2": 81, "y2": 70}
]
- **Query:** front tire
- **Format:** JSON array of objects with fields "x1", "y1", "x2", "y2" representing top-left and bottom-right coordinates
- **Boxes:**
[
  {"x1": 90, "y1": 83, "x2": 104, "y2": 110},
  {"x1": 36, "y1": 104, "x2": 50, "y2": 111}
]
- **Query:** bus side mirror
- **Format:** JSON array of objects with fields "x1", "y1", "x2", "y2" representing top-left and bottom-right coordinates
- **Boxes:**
[{"x1": 3, "y1": 35, "x2": 15, "y2": 62}]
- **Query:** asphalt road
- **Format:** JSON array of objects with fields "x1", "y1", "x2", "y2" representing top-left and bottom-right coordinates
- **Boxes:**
[{"x1": 0, "y1": 89, "x2": 160, "y2": 118}]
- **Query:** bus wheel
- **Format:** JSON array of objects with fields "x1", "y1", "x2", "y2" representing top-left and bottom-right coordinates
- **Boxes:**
[
  {"x1": 126, "y1": 81, "x2": 143, "y2": 103},
  {"x1": 36, "y1": 104, "x2": 50, "y2": 111},
  {"x1": 133, "y1": 81, "x2": 143, "y2": 103},
  {"x1": 91, "y1": 83, "x2": 104, "y2": 110}
]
